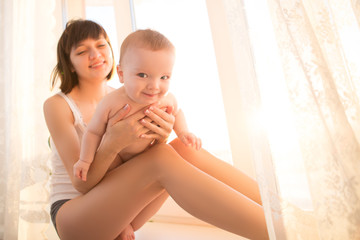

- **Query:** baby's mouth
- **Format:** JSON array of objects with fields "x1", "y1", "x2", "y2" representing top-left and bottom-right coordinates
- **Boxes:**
[{"x1": 143, "y1": 92, "x2": 159, "y2": 98}]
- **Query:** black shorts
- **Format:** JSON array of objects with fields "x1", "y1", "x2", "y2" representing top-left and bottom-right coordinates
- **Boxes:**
[{"x1": 50, "y1": 199, "x2": 70, "y2": 233}]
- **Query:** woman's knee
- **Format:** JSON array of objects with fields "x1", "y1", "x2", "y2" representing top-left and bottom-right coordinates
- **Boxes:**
[
  {"x1": 169, "y1": 138, "x2": 198, "y2": 164},
  {"x1": 149, "y1": 143, "x2": 183, "y2": 168}
]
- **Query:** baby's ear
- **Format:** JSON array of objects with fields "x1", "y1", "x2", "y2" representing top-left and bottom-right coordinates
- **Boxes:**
[{"x1": 117, "y1": 65, "x2": 124, "y2": 83}]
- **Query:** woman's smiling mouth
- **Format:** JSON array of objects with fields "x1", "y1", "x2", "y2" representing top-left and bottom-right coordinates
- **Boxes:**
[{"x1": 89, "y1": 61, "x2": 105, "y2": 68}]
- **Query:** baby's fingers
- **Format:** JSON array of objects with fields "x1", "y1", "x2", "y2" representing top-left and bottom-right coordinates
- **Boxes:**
[
  {"x1": 74, "y1": 168, "x2": 81, "y2": 179},
  {"x1": 180, "y1": 135, "x2": 191, "y2": 146},
  {"x1": 195, "y1": 138, "x2": 202, "y2": 150},
  {"x1": 80, "y1": 168, "x2": 88, "y2": 181},
  {"x1": 74, "y1": 165, "x2": 88, "y2": 181},
  {"x1": 74, "y1": 164, "x2": 81, "y2": 177}
]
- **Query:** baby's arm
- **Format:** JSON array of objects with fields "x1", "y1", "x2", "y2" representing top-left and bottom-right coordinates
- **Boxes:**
[
  {"x1": 174, "y1": 109, "x2": 202, "y2": 150},
  {"x1": 74, "y1": 99, "x2": 112, "y2": 181},
  {"x1": 169, "y1": 94, "x2": 202, "y2": 150}
]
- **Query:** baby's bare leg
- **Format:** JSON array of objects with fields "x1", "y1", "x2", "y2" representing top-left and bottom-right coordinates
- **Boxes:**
[{"x1": 107, "y1": 154, "x2": 123, "y2": 172}]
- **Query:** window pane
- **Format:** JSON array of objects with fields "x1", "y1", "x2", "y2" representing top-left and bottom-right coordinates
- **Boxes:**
[
  {"x1": 85, "y1": 3, "x2": 120, "y2": 88},
  {"x1": 133, "y1": 0, "x2": 232, "y2": 163}
]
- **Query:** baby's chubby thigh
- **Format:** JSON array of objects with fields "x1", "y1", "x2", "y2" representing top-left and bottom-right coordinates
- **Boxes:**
[
  {"x1": 118, "y1": 139, "x2": 153, "y2": 163},
  {"x1": 107, "y1": 153, "x2": 123, "y2": 172}
]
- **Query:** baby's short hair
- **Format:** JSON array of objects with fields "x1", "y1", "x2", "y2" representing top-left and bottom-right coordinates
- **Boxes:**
[{"x1": 119, "y1": 29, "x2": 175, "y2": 64}]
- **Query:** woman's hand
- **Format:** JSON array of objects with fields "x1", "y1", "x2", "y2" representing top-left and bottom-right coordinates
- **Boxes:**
[
  {"x1": 74, "y1": 104, "x2": 133, "y2": 193},
  {"x1": 103, "y1": 104, "x2": 175, "y2": 155},
  {"x1": 104, "y1": 104, "x2": 152, "y2": 153},
  {"x1": 139, "y1": 105, "x2": 175, "y2": 143}
]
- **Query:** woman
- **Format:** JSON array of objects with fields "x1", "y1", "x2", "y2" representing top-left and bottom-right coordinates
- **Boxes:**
[{"x1": 43, "y1": 19, "x2": 268, "y2": 240}]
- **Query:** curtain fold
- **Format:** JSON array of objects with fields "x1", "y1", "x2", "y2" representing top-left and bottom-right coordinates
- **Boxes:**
[
  {"x1": 240, "y1": 0, "x2": 360, "y2": 239},
  {"x1": 0, "y1": 0, "x2": 58, "y2": 239}
]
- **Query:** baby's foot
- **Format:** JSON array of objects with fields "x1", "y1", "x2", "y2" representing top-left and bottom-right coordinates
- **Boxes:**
[{"x1": 117, "y1": 224, "x2": 135, "y2": 240}]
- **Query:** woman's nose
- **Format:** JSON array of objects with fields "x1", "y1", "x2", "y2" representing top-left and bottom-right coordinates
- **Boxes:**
[{"x1": 89, "y1": 48, "x2": 101, "y2": 59}]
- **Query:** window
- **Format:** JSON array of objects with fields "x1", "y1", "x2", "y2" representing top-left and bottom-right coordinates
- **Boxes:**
[
  {"x1": 85, "y1": 0, "x2": 233, "y2": 164},
  {"x1": 85, "y1": 0, "x2": 120, "y2": 88},
  {"x1": 133, "y1": 0, "x2": 232, "y2": 163}
]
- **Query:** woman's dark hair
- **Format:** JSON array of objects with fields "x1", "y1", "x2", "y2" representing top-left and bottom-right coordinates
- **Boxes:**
[{"x1": 51, "y1": 19, "x2": 115, "y2": 94}]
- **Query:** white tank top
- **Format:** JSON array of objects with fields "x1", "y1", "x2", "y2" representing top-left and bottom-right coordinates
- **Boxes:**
[{"x1": 49, "y1": 92, "x2": 86, "y2": 204}]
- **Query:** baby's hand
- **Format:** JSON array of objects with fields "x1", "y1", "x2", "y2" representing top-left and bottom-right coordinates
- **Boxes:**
[
  {"x1": 179, "y1": 132, "x2": 202, "y2": 150},
  {"x1": 73, "y1": 160, "x2": 91, "y2": 182}
]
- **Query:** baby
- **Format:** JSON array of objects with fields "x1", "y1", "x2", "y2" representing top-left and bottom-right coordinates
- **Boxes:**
[{"x1": 74, "y1": 29, "x2": 201, "y2": 181}]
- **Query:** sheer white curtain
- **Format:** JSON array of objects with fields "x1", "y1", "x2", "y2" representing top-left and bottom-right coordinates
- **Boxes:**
[
  {"x1": 214, "y1": 0, "x2": 360, "y2": 239},
  {"x1": 0, "y1": 0, "x2": 59, "y2": 239},
  {"x1": 251, "y1": 1, "x2": 360, "y2": 239}
]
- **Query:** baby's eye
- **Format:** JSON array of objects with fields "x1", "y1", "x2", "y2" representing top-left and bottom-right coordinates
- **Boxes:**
[
  {"x1": 137, "y1": 73, "x2": 148, "y2": 78},
  {"x1": 161, "y1": 75, "x2": 170, "y2": 80}
]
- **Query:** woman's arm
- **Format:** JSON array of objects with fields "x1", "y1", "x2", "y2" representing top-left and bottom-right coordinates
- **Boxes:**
[
  {"x1": 44, "y1": 95, "x2": 134, "y2": 193},
  {"x1": 75, "y1": 105, "x2": 163, "y2": 193},
  {"x1": 45, "y1": 97, "x2": 176, "y2": 193},
  {"x1": 44, "y1": 95, "x2": 93, "y2": 192}
]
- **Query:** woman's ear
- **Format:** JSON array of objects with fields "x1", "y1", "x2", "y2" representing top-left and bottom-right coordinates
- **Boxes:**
[
  {"x1": 117, "y1": 65, "x2": 124, "y2": 83},
  {"x1": 70, "y1": 63, "x2": 75, "y2": 73}
]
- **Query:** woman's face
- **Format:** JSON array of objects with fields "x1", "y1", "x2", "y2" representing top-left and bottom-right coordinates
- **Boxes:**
[{"x1": 69, "y1": 36, "x2": 113, "y2": 83}]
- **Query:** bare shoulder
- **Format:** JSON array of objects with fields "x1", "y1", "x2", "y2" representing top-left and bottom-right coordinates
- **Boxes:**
[
  {"x1": 44, "y1": 94, "x2": 70, "y2": 115},
  {"x1": 163, "y1": 92, "x2": 177, "y2": 105},
  {"x1": 101, "y1": 88, "x2": 125, "y2": 105},
  {"x1": 43, "y1": 93, "x2": 73, "y2": 125},
  {"x1": 98, "y1": 87, "x2": 128, "y2": 118},
  {"x1": 161, "y1": 92, "x2": 178, "y2": 113}
]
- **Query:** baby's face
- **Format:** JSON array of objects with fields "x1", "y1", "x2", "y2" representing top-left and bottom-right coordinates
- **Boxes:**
[{"x1": 117, "y1": 47, "x2": 175, "y2": 105}]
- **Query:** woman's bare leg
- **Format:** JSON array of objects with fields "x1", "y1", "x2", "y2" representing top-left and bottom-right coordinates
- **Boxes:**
[
  {"x1": 117, "y1": 135, "x2": 256, "y2": 237},
  {"x1": 170, "y1": 138, "x2": 262, "y2": 205},
  {"x1": 56, "y1": 152, "x2": 168, "y2": 240},
  {"x1": 114, "y1": 189, "x2": 168, "y2": 239},
  {"x1": 114, "y1": 191, "x2": 168, "y2": 239},
  {"x1": 153, "y1": 145, "x2": 268, "y2": 239},
  {"x1": 130, "y1": 190, "x2": 169, "y2": 231},
  {"x1": 56, "y1": 144, "x2": 268, "y2": 240}
]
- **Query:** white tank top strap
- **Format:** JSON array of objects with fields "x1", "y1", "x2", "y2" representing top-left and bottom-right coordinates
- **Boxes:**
[
  {"x1": 57, "y1": 92, "x2": 85, "y2": 127},
  {"x1": 50, "y1": 92, "x2": 85, "y2": 204}
]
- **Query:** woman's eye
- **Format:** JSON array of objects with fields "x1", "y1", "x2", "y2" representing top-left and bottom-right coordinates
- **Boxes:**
[
  {"x1": 161, "y1": 75, "x2": 170, "y2": 80},
  {"x1": 137, "y1": 73, "x2": 148, "y2": 78},
  {"x1": 77, "y1": 50, "x2": 86, "y2": 55},
  {"x1": 98, "y1": 44, "x2": 106, "y2": 48}
]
